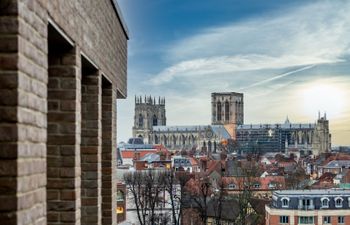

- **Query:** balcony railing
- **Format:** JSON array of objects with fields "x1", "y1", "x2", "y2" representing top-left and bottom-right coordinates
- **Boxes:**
[{"x1": 298, "y1": 205, "x2": 315, "y2": 210}]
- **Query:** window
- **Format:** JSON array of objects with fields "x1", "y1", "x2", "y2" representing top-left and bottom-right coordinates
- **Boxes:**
[
  {"x1": 228, "y1": 184, "x2": 236, "y2": 190},
  {"x1": 321, "y1": 198, "x2": 329, "y2": 208},
  {"x1": 217, "y1": 101, "x2": 222, "y2": 121},
  {"x1": 302, "y1": 199, "x2": 311, "y2": 207},
  {"x1": 299, "y1": 216, "x2": 314, "y2": 224},
  {"x1": 281, "y1": 198, "x2": 289, "y2": 207},
  {"x1": 335, "y1": 197, "x2": 343, "y2": 208},
  {"x1": 138, "y1": 114, "x2": 143, "y2": 128},
  {"x1": 338, "y1": 216, "x2": 344, "y2": 224},
  {"x1": 268, "y1": 183, "x2": 276, "y2": 188},
  {"x1": 323, "y1": 216, "x2": 331, "y2": 224},
  {"x1": 116, "y1": 206, "x2": 124, "y2": 214},
  {"x1": 116, "y1": 190, "x2": 124, "y2": 202},
  {"x1": 224, "y1": 101, "x2": 229, "y2": 121},
  {"x1": 254, "y1": 183, "x2": 260, "y2": 188},
  {"x1": 152, "y1": 115, "x2": 157, "y2": 126},
  {"x1": 280, "y1": 216, "x2": 289, "y2": 224}
]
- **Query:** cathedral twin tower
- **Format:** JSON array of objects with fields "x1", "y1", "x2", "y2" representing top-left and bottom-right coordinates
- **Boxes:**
[
  {"x1": 133, "y1": 95, "x2": 166, "y2": 143},
  {"x1": 132, "y1": 92, "x2": 244, "y2": 144}
]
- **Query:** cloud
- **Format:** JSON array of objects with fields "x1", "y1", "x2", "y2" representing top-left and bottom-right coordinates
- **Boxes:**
[
  {"x1": 150, "y1": 0, "x2": 350, "y2": 85},
  {"x1": 239, "y1": 64, "x2": 315, "y2": 90}
]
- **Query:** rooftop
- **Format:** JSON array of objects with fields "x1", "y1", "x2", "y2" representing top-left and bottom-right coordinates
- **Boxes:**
[
  {"x1": 153, "y1": 125, "x2": 231, "y2": 139},
  {"x1": 237, "y1": 123, "x2": 315, "y2": 130},
  {"x1": 323, "y1": 160, "x2": 350, "y2": 168},
  {"x1": 273, "y1": 189, "x2": 350, "y2": 196}
]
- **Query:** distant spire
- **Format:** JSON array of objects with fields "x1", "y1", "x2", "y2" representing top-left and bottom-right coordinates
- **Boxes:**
[
  {"x1": 144, "y1": 95, "x2": 146, "y2": 103},
  {"x1": 318, "y1": 111, "x2": 320, "y2": 120},
  {"x1": 158, "y1": 96, "x2": 161, "y2": 105},
  {"x1": 154, "y1": 97, "x2": 156, "y2": 105},
  {"x1": 284, "y1": 116, "x2": 290, "y2": 124},
  {"x1": 324, "y1": 112, "x2": 327, "y2": 120}
]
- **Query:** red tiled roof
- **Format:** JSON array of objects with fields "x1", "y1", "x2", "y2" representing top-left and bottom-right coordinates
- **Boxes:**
[
  {"x1": 222, "y1": 176, "x2": 285, "y2": 190},
  {"x1": 121, "y1": 149, "x2": 157, "y2": 158},
  {"x1": 189, "y1": 157, "x2": 198, "y2": 166}
]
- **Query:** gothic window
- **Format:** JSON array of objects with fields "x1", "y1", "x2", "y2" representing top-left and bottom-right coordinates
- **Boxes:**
[
  {"x1": 154, "y1": 135, "x2": 159, "y2": 144},
  {"x1": 217, "y1": 101, "x2": 222, "y2": 121},
  {"x1": 173, "y1": 135, "x2": 177, "y2": 146},
  {"x1": 182, "y1": 135, "x2": 186, "y2": 146},
  {"x1": 214, "y1": 142, "x2": 217, "y2": 153},
  {"x1": 138, "y1": 114, "x2": 143, "y2": 128},
  {"x1": 208, "y1": 141, "x2": 212, "y2": 152},
  {"x1": 152, "y1": 115, "x2": 157, "y2": 126},
  {"x1": 163, "y1": 135, "x2": 167, "y2": 146},
  {"x1": 225, "y1": 100, "x2": 229, "y2": 121}
]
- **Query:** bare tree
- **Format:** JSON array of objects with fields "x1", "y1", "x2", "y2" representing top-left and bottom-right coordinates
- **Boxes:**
[
  {"x1": 161, "y1": 170, "x2": 192, "y2": 225},
  {"x1": 212, "y1": 177, "x2": 227, "y2": 225},
  {"x1": 232, "y1": 159, "x2": 261, "y2": 225},
  {"x1": 124, "y1": 170, "x2": 166, "y2": 225},
  {"x1": 185, "y1": 174, "x2": 212, "y2": 224}
]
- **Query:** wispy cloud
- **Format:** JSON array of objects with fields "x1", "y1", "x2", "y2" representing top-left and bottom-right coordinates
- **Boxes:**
[
  {"x1": 239, "y1": 64, "x2": 315, "y2": 90},
  {"x1": 150, "y1": 0, "x2": 350, "y2": 85}
]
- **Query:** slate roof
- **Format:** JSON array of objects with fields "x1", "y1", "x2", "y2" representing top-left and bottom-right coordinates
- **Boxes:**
[
  {"x1": 152, "y1": 125, "x2": 231, "y2": 139},
  {"x1": 139, "y1": 153, "x2": 160, "y2": 163},
  {"x1": 237, "y1": 123, "x2": 315, "y2": 130},
  {"x1": 323, "y1": 160, "x2": 350, "y2": 168}
]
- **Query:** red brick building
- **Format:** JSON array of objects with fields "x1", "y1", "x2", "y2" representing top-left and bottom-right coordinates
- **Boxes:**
[
  {"x1": 0, "y1": 1, "x2": 128, "y2": 224},
  {"x1": 266, "y1": 189, "x2": 350, "y2": 225}
]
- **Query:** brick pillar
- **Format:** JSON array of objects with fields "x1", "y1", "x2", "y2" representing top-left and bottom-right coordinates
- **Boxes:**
[
  {"x1": 101, "y1": 78, "x2": 117, "y2": 225},
  {"x1": 80, "y1": 66, "x2": 102, "y2": 225},
  {"x1": 0, "y1": 1, "x2": 47, "y2": 224},
  {"x1": 47, "y1": 46, "x2": 81, "y2": 225}
]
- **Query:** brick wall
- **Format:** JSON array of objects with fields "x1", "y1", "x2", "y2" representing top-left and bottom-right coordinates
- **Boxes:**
[
  {"x1": 0, "y1": 0, "x2": 127, "y2": 224},
  {"x1": 47, "y1": 46, "x2": 81, "y2": 225},
  {"x1": 0, "y1": 0, "x2": 48, "y2": 224},
  {"x1": 81, "y1": 67, "x2": 102, "y2": 225},
  {"x1": 101, "y1": 79, "x2": 117, "y2": 224},
  {"x1": 37, "y1": 0, "x2": 128, "y2": 97}
]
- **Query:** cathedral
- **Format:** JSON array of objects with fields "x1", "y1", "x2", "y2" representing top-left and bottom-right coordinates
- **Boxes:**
[{"x1": 132, "y1": 92, "x2": 331, "y2": 156}]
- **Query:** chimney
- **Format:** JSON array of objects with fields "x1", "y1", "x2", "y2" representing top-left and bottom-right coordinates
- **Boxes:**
[{"x1": 133, "y1": 151, "x2": 141, "y2": 161}]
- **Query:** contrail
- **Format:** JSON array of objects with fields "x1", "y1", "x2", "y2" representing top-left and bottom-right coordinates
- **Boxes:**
[{"x1": 240, "y1": 64, "x2": 316, "y2": 90}]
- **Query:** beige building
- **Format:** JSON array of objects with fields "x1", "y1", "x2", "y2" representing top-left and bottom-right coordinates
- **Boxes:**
[
  {"x1": 211, "y1": 92, "x2": 244, "y2": 125},
  {"x1": 0, "y1": 1, "x2": 128, "y2": 225}
]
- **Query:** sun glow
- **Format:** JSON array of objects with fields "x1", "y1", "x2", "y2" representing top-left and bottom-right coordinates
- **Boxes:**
[{"x1": 301, "y1": 82, "x2": 346, "y2": 118}]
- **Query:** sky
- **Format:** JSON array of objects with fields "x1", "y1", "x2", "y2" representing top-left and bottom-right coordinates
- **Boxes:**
[{"x1": 117, "y1": 0, "x2": 350, "y2": 146}]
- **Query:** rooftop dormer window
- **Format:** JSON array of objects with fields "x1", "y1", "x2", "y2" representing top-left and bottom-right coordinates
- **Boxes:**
[
  {"x1": 335, "y1": 197, "x2": 343, "y2": 208},
  {"x1": 228, "y1": 183, "x2": 236, "y2": 190},
  {"x1": 281, "y1": 197, "x2": 290, "y2": 208},
  {"x1": 321, "y1": 197, "x2": 329, "y2": 208},
  {"x1": 268, "y1": 183, "x2": 277, "y2": 189}
]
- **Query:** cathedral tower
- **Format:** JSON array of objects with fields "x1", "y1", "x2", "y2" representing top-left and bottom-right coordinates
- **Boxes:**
[
  {"x1": 211, "y1": 92, "x2": 244, "y2": 125},
  {"x1": 132, "y1": 95, "x2": 166, "y2": 143},
  {"x1": 312, "y1": 112, "x2": 331, "y2": 156}
]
